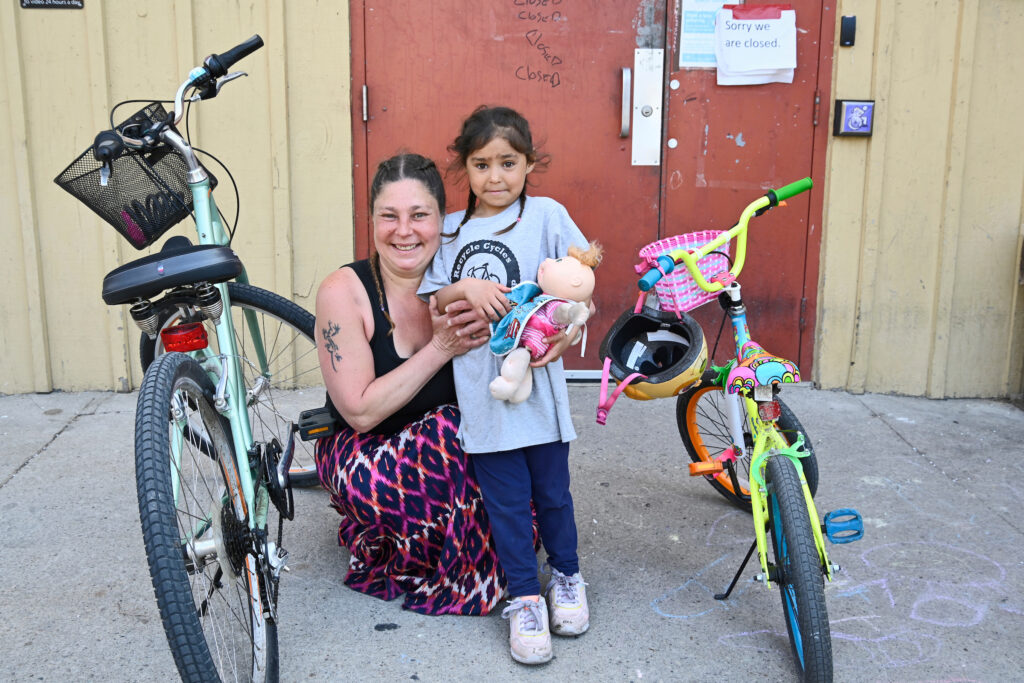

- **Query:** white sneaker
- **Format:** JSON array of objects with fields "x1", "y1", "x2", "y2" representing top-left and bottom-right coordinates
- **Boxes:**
[
  {"x1": 501, "y1": 596, "x2": 553, "y2": 665},
  {"x1": 545, "y1": 567, "x2": 590, "y2": 636}
]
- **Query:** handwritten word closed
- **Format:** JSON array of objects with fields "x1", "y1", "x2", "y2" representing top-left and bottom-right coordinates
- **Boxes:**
[
  {"x1": 517, "y1": 10, "x2": 563, "y2": 23},
  {"x1": 512, "y1": 0, "x2": 563, "y2": 6}
]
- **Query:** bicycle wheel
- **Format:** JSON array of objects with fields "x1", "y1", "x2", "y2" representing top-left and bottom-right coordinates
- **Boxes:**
[
  {"x1": 676, "y1": 370, "x2": 818, "y2": 511},
  {"x1": 140, "y1": 282, "x2": 320, "y2": 487},
  {"x1": 766, "y1": 455, "x2": 832, "y2": 682},
  {"x1": 136, "y1": 352, "x2": 278, "y2": 682}
]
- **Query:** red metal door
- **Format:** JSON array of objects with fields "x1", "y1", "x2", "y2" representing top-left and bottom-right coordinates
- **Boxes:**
[
  {"x1": 351, "y1": 0, "x2": 666, "y2": 369},
  {"x1": 352, "y1": 1, "x2": 833, "y2": 373},
  {"x1": 661, "y1": 1, "x2": 833, "y2": 373}
]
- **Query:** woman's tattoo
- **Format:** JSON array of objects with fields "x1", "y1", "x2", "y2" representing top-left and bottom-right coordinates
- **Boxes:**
[{"x1": 322, "y1": 320, "x2": 343, "y2": 371}]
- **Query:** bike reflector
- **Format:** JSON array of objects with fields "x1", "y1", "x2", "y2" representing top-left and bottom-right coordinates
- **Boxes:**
[
  {"x1": 757, "y1": 400, "x2": 781, "y2": 422},
  {"x1": 161, "y1": 322, "x2": 209, "y2": 352}
]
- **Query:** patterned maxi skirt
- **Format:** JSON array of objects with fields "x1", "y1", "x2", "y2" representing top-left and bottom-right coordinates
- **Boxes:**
[{"x1": 314, "y1": 404, "x2": 506, "y2": 615}]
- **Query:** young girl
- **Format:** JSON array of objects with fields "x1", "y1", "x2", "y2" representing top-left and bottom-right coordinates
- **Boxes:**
[{"x1": 419, "y1": 106, "x2": 592, "y2": 665}]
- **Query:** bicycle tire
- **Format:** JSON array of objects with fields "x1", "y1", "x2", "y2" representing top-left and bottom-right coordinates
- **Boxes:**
[
  {"x1": 140, "y1": 281, "x2": 320, "y2": 488},
  {"x1": 676, "y1": 370, "x2": 818, "y2": 512},
  {"x1": 135, "y1": 351, "x2": 279, "y2": 682},
  {"x1": 766, "y1": 455, "x2": 832, "y2": 682}
]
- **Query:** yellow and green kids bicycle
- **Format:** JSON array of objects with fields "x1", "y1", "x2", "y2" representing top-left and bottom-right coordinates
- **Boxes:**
[{"x1": 598, "y1": 179, "x2": 863, "y2": 682}]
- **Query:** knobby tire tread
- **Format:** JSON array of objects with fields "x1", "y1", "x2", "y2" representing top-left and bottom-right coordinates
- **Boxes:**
[
  {"x1": 136, "y1": 352, "x2": 222, "y2": 679},
  {"x1": 766, "y1": 456, "x2": 833, "y2": 683}
]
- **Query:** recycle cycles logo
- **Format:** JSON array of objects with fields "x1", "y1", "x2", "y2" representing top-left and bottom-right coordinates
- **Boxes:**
[{"x1": 450, "y1": 240, "x2": 521, "y2": 286}]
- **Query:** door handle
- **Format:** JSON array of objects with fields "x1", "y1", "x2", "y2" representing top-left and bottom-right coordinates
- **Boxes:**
[
  {"x1": 631, "y1": 49, "x2": 664, "y2": 166},
  {"x1": 620, "y1": 67, "x2": 632, "y2": 137}
]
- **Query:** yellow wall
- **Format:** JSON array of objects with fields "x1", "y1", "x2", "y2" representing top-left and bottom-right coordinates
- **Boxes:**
[
  {"x1": 0, "y1": 0, "x2": 352, "y2": 393},
  {"x1": 3, "y1": 1, "x2": 1024, "y2": 398},
  {"x1": 817, "y1": 0, "x2": 1024, "y2": 398}
]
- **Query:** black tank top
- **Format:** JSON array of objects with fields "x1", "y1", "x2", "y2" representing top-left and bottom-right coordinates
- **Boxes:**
[{"x1": 325, "y1": 259, "x2": 456, "y2": 435}]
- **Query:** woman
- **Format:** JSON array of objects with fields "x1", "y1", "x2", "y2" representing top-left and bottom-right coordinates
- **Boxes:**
[{"x1": 314, "y1": 153, "x2": 500, "y2": 615}]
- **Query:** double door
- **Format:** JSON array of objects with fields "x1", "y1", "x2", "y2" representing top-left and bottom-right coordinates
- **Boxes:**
[{"x1": 351, "y1": 0, "x2": 833, "y2": 372}]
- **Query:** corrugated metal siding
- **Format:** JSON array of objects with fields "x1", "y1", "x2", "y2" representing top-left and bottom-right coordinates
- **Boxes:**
[
  {"x1": 0, "y1": 0, "x2": 351, "y2": 393},
  {"x1": 816, "y1": 0, "x2": 1024, "y2": 398}
]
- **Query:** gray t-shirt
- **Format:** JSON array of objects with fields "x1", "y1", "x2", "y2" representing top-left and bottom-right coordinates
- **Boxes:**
[{"x1": 418, "y1": 196, "x2": 589, "y2": 454}]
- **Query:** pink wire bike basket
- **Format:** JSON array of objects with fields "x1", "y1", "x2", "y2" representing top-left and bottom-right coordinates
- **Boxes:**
[{"x1": 638, "y1": 230, "x2": 731, "y2": 314}]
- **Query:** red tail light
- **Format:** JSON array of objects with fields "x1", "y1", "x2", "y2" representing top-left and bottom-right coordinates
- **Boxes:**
[
  {"x1": 757, "y1": 400, "x2": 781, "y2": 422},
  {"x1": 161, "y1": 322, "x2": 209, "y2": 352}
]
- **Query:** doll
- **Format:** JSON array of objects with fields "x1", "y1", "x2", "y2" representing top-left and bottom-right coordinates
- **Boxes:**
[{"x1": 489, "y1": 241, "x2": 603, "y2": 403}]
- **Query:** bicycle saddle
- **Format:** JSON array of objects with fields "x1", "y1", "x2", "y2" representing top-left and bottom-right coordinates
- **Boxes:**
[
  {"x1": 726, "y1": 341, "x2": 801, "y2": 395},
  {"x1": 101, "y1": 237, "x2": 242, "y2": 305}
]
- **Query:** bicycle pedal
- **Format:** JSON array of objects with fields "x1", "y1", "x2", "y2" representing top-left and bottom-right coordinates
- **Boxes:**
[
  {"x1": 823, "y1": 508, "x2": 864, "y2": 544},
  {"x1": 689, "y1": 461, "x2": 724, "y2": 476},
  {"x1": 297, "y1": 406, "x2": 338, "y2": 441}
]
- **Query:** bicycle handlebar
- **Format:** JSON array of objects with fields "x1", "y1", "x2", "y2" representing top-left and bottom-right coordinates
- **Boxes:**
[
  {"x1": 204, "y1": 35, "x2": 264, "y2": 78},
  {"x1": 638, "y1": 178, "x2": 813, "y2": 293},
  {"x1": 770, "y1": 177, "x2": 813, "y2": 203},
  {"x1": 638, "y1": 255, "x2": 676, "y2": 291},
  {"x1": 109, "y1": 35, "x2": 265, "y2": 151}
]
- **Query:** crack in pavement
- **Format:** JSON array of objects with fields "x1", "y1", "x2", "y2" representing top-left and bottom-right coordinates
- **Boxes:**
[{"x1": 0, "y1": 395, "x2": 110, "y2": 490}]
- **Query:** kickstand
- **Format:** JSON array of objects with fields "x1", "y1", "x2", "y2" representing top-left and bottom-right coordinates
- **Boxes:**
[{"x1": 714, "y1": 538, "x2": 758, "y2": 600}]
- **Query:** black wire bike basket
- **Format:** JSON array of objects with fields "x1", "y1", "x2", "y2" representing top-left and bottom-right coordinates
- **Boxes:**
[{"x1": 54, "y1": 103, "x2": 217, "y2": 250}]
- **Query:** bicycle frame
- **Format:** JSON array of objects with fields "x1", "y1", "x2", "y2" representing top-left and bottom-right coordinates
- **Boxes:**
[
  {"x1": 161, "y1": 128, "x2": 279, "y2": 538},
  {"x1": 59, "y1": 35, "x2": 302, "y2": 680}
]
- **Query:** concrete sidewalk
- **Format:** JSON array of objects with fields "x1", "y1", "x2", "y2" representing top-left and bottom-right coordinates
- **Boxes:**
[{"x1": 2, "y1": 384, "x2": 1023, "y2": 681}]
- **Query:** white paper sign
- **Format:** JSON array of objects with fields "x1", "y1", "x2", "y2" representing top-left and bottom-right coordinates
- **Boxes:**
[
  {"x1": 714, "y1": 4, "x2": 796, "y2": 85},
  {"x1": 678, "y1": 0, "x2": 734, "y2": 68}
]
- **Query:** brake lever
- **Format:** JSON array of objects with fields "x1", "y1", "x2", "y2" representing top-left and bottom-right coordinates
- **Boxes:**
[{"x1": 190, "y1": 71, "x2": 248, "y2": 102}]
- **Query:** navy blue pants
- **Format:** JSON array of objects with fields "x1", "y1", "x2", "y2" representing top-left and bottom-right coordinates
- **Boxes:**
[{"x1": 471, "y1": 441, "x2": 579, "y2": 597}]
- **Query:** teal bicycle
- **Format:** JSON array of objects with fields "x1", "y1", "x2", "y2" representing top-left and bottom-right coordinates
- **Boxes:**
[{"x1": 55, "y1": 36, "x2": 318, "y2": 681}]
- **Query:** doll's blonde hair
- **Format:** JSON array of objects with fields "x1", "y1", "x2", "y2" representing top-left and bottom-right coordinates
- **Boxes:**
[{"x1": 568, "y1": 240, "x2": 604, "y2": 268}]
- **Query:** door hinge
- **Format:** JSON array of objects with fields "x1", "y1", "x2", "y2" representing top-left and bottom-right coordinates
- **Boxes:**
[
  {"x1": 362, "y1": 84, "x2": 368, "y2": 123},
  {"x1": 799, "y1": 297, "x2": 808, "y2": 331},
  {"x1": 812, "y1": 89, "x2": 821, "y2": 127}
]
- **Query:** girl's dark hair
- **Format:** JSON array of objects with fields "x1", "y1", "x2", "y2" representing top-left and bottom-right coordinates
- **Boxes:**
[
  {"x1": 444, "y1": 106, "x2": 550, "y2": 241},
  {"x1": 368, "y1": 152, "x2": 444, "y2": 335}
]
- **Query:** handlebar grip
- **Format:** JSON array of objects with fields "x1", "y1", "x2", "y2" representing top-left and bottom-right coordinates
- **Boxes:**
[
  {"x1": 92, "y1": 130, "x2": 124, "y2": 162},
  {"x1": 205, "y1": 35, "x2": 264, "y2": 78},
  {"x1": 638, "y1": 255, "x2": 675, "y2": 291},
  {"x1": 770, "y1": 177, "x2": 813, "y2": 203}
]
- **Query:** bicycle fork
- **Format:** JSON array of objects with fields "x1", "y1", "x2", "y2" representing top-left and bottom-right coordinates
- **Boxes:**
[{"x1": 715, "y1": 409, "x2": 836, "y2": 599}]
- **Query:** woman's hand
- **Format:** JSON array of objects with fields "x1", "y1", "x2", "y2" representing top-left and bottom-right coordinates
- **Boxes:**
[
  {"x1": 430, "y1": 296, "x2": 487, "y2": 357},
  {"x1": 445, "y1": 298, "x2": 492, "y2": 341}
]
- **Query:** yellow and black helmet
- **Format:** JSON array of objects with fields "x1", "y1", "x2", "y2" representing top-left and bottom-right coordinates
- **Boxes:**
[{"x1": 598, "y1": 306, "x2": 708, "y2": 401}]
